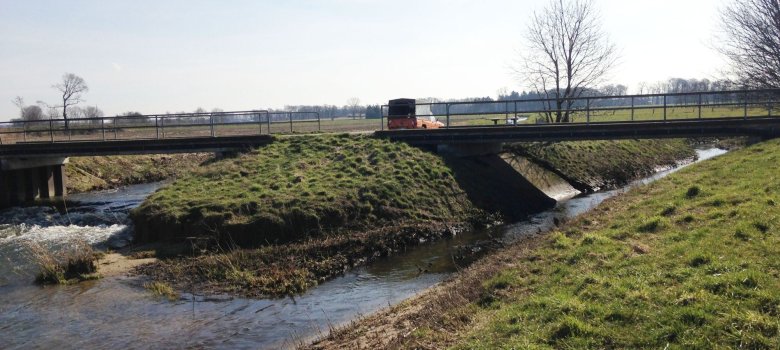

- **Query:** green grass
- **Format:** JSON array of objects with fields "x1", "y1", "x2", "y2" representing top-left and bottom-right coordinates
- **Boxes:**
[
  {"x1": 432, "y1": 139, "x2": 780, "y2": 349},
  {"x1": 130, "y1": 134, "x2": 479, "y2": 244},
  {"x1": 507, "y1": 139, "x2": 696, "y2": 190}
]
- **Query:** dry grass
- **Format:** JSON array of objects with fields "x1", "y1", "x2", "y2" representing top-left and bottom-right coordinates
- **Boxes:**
[{"x1": 29, "y1": 241, "x2": 101, "y2": 285}]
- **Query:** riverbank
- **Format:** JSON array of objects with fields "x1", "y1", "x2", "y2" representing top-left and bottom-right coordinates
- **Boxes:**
[
  {"x1": 311, "y1": 139, "x2": 779, "y2": 349},
  {"x1": 130, "y1": 135, "x2": 491, "y2": 296},
  {"x1": 126, "y1": 136, "x2": 697, "y2": 297},
  {"x1": 507, "y1": 139, "x2": 697, "y2": 192},
  {"x1": 66, "y1": 153, "x2": 212, "y2": 193}
]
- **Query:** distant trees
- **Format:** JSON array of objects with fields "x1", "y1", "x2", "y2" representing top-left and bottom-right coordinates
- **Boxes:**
[
  {"x1": 519, "y1": 0, "x2": 617, "y2": 123},
  {"x1": 10, "y1": 96, "x2": 45, "y2": 121},
  {"x1": 717, "y1": 0, "x2": 780, "y2": 88},
  {"x1": 52, "y1": 73, "x2": 89, "y2": 128},
  {"x1": 365, "y1": 105, "x2": 382, "y2": 119}
]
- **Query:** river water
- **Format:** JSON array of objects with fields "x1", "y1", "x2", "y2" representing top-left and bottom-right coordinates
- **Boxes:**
[{"x1": 0, "y1": 148, "x2": 727, "y2": 349}]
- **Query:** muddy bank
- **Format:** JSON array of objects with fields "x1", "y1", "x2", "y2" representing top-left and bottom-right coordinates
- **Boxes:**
[
  {"x1": 66, "y1": 153, "x2": 213, "y2": 194},
  {"x1": 135, "y1": 222, "x2": 469, "y2": 297}
]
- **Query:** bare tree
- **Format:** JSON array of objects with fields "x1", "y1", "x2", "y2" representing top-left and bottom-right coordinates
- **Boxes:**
[
  {"x1": 717, "y1": 0, "x2": 780, "y2": 88},
  {"x1": 346, "y1": 97, "x2": 361, "y2": 119},
  {"x1": 12, "y1": 96, "x2": 25, "y2": 118},
  {"x1": 519, "y1": 0, "x2": 617, "y2": 123},
  {"x1": 52, "y1": 73, "x2": 88, "y2": 128}
]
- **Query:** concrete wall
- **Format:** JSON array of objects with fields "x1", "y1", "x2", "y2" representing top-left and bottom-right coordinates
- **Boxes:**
[{"x1": 0, "y1": 159, "x2": 67, "y2": 209}]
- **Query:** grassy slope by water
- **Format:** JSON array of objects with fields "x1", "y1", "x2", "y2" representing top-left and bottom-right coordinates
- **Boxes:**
[
  {"x1": 313, "y1": 139, "x2": 780, "y2": 349},
  {"x1": 66, "y1": 154, "x2": 212, "y2": 193},
  {"x1": 508, "y1": 139, "x2": 696, "y2": 191},
  {"x1": 131, "y1": 134, "x2": 479, "y2": 244},
  {"x1": 130, "y1": 135, "x2": 482, "y2": 296}
]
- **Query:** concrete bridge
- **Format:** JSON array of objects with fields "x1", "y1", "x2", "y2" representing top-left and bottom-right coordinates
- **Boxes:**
[{"x1": 1, "y1": 89, "x2": 779, "y2": 208}]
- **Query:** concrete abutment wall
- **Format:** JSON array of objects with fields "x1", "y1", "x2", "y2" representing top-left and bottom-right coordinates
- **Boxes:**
[{"x1": 0, "y1": 158, "x2": 68, "y2": 209}]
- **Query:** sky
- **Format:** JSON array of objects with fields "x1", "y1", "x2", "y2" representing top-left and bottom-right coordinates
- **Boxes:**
[{"x1": 0, "y1": 0, "x2": 731, "y2": 121}]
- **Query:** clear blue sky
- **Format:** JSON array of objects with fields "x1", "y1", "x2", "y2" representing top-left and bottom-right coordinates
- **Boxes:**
[{"x1": 0, "y1": 0, "x2": 729, "y2": 120}]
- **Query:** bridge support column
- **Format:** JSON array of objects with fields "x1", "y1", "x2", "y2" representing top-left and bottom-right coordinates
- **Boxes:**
[{"x1": 0, "y1": 158, "x2": 68, "y2": 209}]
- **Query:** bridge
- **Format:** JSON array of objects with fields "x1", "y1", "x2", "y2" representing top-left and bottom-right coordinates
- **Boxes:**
[{"x1": 1, "y1": 89, "x2": 779, "y2": 207}]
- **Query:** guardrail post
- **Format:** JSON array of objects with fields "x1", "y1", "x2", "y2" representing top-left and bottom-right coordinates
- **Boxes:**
[
  {"x1": 210, "y1": 114, "x2": 215, "y2": 137},
  {"x1": 22, "y1": 122, "x2": 26, "y2": 142},
  {"x1": 101, "y1": 118, "x2": 106, "y2": 141},
  {"x1": 289, "y1": 112, "x2": 293, "y2": 133},
  {"x1": 744, "y1": 91, "x2": 749, "y2": 120},
  {"x1": 49, "y1": 119, "x2": 54, "y2": 142},
  {"x1": 267, "y1": 112, "x2": 272, "y2": 134},
  {"x1": 257, "y1": 112, "x2": 262, "y2": 135},
  {"x1": 380, "y1": 106, "x2": 384, "y2": 131},
  {"x1": 630, "y1": 96, "x2": 635, "y2": 121},
  {"x1": 317, "y1": 112, "x2": 321, "y2": 132},
  {"x1": 161, "y1": 117, "x2": 165, "y2": 139},
  {"x1": 663, "y1": 95, "x2": 667, "y2": 121},
  {"x1": 586, "y1": 98, "x2": 591, "y2": 124},
  {"x1": 155, "y1": 116, "x2": 160, "y2": 139},
  {"x1": 446, "y1": 103, "x2": 450, "y2": 128},
  {"x1": 698, "y1": 93, "x2": 703, "y2": 119}
]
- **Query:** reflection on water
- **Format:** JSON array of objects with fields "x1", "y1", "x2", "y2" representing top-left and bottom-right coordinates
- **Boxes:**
[{"x1": 0, "y1": 149, "x2": 726, "y2": 349}]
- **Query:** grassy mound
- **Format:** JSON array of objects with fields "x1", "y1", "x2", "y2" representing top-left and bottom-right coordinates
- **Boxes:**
[
  {"x1": 131, "y1": 134, "x2": 480, "y2": 244},
  {"x1": 316, "y1": 139, "x2": 780, "y2": 349},
  {"x1": 67, "y1": 153, "x2": 212, "y2": 193},
  {"x1": 507, "y1": 139, "x2": 696, "y2": 191}
]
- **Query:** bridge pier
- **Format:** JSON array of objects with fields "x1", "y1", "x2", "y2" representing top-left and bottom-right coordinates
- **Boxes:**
[{"x1": 0, "y1": 158, "x2": 68, "y2": 209}]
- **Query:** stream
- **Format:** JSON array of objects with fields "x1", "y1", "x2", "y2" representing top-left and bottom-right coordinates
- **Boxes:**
[{"x1": 0, "y1": 148, "x2": 727, "y2": 349}]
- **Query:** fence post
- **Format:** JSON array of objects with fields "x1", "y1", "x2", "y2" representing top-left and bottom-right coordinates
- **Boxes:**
[
  {"x1": 663, "y1": 95, "x2": 667, "y2": 121},
  {"x1": 257, "y1": 112, "x2": 262, "y2": 135},
  {"x1": 49, "y1": 119, "x2": 54, "y2": 142},
  {"x1": 317, "y1": 112, "x2": 321, "y2": 132},
  {"x1": 267, "y1": 112, "x2": 272, "y2": 134},
  {"x1": 161, "y1": 117, "x2": 165, "y2": 139},
  {"x1": 630, "y1": 96, "x2": 635, "y2": 121},
  {"x1": 744, "y1": 91, "x2": 749, "y2": 120},
  {"x1": 289, "y1": 112, "x2": 293, "y2": 133},
  {"x1": 101, "y1": 118, "x2": 106, "y2": 141},
  {"x1": 155, "y1": 116, "x2": 160, "y2": 139}
]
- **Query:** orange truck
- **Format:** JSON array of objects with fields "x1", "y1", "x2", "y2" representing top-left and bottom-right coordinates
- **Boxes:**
[{"x1": 387, "y1": 98, "x2": 444, "y2": 130}]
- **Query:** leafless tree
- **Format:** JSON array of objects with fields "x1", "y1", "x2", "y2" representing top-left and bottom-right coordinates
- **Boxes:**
[
  {"x1": 717, "y1": 0, "x2": 780, "y2": 88},
  {"x1": 518, "y1": 0, "x2": 617, "y2": 123},
  {"x1": 52, "y1": 73, "x2": 88, "y2": 128},
  {"x1": 12, "y1": 96, "x2": 25, "y2": 118},
  {"x1": 346, "y1": 97, "x2": 361, "y2": 119}
]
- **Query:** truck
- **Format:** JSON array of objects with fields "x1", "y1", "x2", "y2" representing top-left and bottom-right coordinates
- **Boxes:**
[{"x1": 387, "y1": 98, "x2": 444, "y2": 130}]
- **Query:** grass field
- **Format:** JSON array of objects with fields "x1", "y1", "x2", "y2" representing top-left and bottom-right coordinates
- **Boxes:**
[{"x1": 323, "y1": 138, "x2": 780, "y2": 349}]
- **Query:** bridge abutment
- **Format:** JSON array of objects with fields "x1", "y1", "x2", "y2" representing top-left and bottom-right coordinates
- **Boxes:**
[{"x1": 0, "y1": 158, "x2": 68, "y2": 209}]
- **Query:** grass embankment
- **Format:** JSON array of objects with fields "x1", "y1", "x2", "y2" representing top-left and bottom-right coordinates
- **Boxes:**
[
  {"x1": 508, "y1": 139, "x2": 696, "y2": 191},
  {"x1": 314, "y1": 139, "x2": 780, "y2": 349},
  {"x1": 131, "y1": 134, "x2": 482, "y2": 296},
  {"x1": 66, "y1": 154, "x2": 212, "y2": 193}
]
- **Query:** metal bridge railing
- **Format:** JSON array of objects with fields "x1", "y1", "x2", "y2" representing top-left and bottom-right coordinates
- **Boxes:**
[
  {"x1": 0, "y1": 110, "x2": 323, "y2": 145},
  {"x1": 3, "y1": 89, "x2": 779, "y2": 145},
  {"x1": 378, "y1": 88, "x2": 780, "y2": 130}
]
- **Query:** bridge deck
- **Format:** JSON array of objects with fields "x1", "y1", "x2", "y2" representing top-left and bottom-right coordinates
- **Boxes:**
[
  {"x1": 0, "y1": 134, "x2": 273, "y2": 158},
  {"x1": 375, "y1": 117, "x2": 780, "y2": 144}
]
